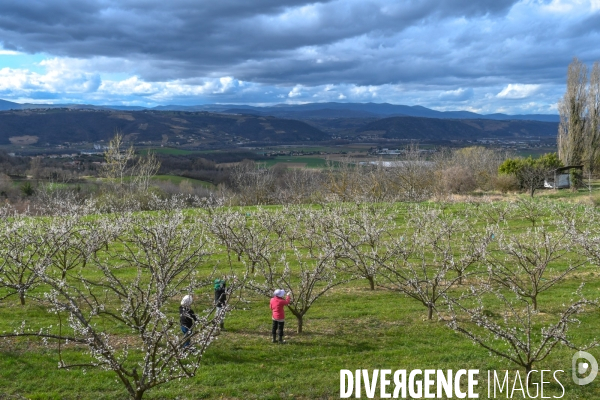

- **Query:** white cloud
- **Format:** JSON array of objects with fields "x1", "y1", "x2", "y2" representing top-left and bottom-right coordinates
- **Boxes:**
[
  {"x1": 0, "y1": 57, "x2": 252, "y2": 104},
  {"x1": 0, "y1": 50, "x2": 563, "y2": 114},
  {"x1": 438, "y1": 88, "x2": 474, "y2": 101},
  {"x1": 540, "y1": 0, "x2": 576, "y2": 13},
  {"x1": 288, "y1": 85, "x2": 303, "y2": 98},
  {"x1": 99, "y1": 76, "x2": 156, "y2": 96},
  {"x1": 0, "y1": 68, "x2": 29, "y2": 91},
  {"x1": 539, "y1": 0, "x2": 600, "y2": 13},
  {"x1": 497, "y1": 83, "x2": 541, "y2": 99},
  {"x1": 0, "y1": 65, "x2": 101, "y2": 95}
]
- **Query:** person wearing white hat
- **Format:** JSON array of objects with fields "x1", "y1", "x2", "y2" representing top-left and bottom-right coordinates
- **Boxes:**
[
  {"x1": 270, "y1": 289, "x2": 291, "y2": 344},
  {"x1": 179, "y1": 294, "x2": 198, "y2": 347}
]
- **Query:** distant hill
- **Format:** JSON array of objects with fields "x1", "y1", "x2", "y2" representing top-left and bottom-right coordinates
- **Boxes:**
[
  {"x1": 218, "y1": 102, "x2": 560, "y2": 123},
  {"x1": 0, "y1": 108, "x2": 560, "y2": 148},
  {"x1": 0, "y1": 99, "x2": 560, "y2": 123},
  {"x1": 0, "y1": 109, "x2": 328, "y2": 146},
  {"x1": 0, "y1": 99, "x2": 19, "y2": 111},
  {"x1": 223, "y1": 107, "x2": 381, "y2": 119},
  {"x1": 0, "y1": 99, "x2": 118, "y2": 112},
  {"x1": 357, "y1": 116, "x2": 559, "y2": 140}
]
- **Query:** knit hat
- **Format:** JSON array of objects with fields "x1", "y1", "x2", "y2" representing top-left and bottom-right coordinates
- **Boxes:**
[
  {"x1": 214, "y1": 278, "x2": 225, "y2": 290},
  {"x1": 273, "y1": 289, "x2": 285, "y2": 298},
  {"x1": 181, "y1": 295, "x2": 193, "y2": 306}
]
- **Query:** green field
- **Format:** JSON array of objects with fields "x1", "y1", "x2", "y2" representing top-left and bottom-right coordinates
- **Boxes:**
[
  {"x1": 513, "y1": 147, "x2": 561, "y2": 158},
  {"x1": 140, "y1": 148, "x2": 210, "y2": 156},
  {"x1": 151, "y1": 174, "x2": 214, "y2": 188},
  {"x1": 261, "y1": 145, "x2": 369, "y2": 153},
  {"x1": 0, "y1": 201, "x2": 599, "y2": 399},
  {"x1": 262, "y1": 156, "x2": 330, "y2": 168},
  {"x1": 88, "y1": 174, "x2": 214, "y2": 189}
]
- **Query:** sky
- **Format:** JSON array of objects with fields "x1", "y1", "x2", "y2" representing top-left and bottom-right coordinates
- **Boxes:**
[{"x1": 1, "y1": 0, "x2": 600, "y2": 114}]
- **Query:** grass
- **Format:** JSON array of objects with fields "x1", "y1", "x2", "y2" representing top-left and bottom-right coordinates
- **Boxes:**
[
  {"x1": 261, "y1": 145, "x2": 368, "y2": 153},
  {"x1": 3, "y1": 283, "x2": 597, "y2": 399},
  {"x1": 91, "y1": 174, "x2": 214, "y2": 188},
  {"x1": 151, "y1": 174, "x2": 214, "y2": 188},
  {"x1": 1, "y1": 202, "x2": 599, "y2": 399},
  {"x1": 261, "y1": 156, "x2": 330, "y2": 168},
  {"x1": 140, "y1": 148, "x2": 204, "y2": 156},
  {"x1": 535, "y1": 180, "x2": 600, "y2": 203}
]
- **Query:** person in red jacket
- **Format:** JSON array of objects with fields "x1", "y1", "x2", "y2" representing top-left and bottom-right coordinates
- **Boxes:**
[{"x1": 270, "y1": 289, "x2": 291, "y2": 344}]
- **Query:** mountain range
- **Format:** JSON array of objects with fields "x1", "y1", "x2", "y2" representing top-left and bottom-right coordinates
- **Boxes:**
[
  {"x1": 0, "y1": 109, "x2": 327, "y2": 147},
  {"x1": 358, "y1": 117, "x2": 558, "y2": 140},
  {"x1": 0, "y1": 100, "x2": 560, "y2": 148},
  {"x1": 0, "y1": 99, "x2": 559, "y2": 123}
]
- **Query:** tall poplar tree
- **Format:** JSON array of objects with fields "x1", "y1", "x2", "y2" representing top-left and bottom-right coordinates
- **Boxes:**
[
  {"x1": 586, "y1": 62, "x2": 600, "y2": 174},
  {"x1": 558, "y1": 57, "x2": 588, "y2": 166}
]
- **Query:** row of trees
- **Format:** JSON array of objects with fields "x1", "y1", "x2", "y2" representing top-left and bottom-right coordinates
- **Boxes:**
[
  {"x1": 225, "y1": 145, "x2": 512, "y2": 206},
  {"x1": 3, "y1": 140, "x2": 518, "y2": 209},
  {"x1": 2, "y1": 198, "x2": 597, "y2": 398},
  {"x1": 209, "y1": 200, "x2": 598, "y2": 376},
  {"x1": 0, "y1": 197, "x2": 233, "y2": 400},
  {"x1": 4, "y1": 138, "x2": 584, "y2": 210}
]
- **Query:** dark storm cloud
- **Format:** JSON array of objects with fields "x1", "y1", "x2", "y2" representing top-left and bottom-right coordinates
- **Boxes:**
[{"x1": 0, "y1": 0, "x2": 521, "y2": 84}]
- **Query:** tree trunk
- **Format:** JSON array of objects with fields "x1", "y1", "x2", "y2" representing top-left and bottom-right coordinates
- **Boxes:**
[
  {"x1": 427, "y1": 304, "x2": 434, "y2": 320},
  {"x1": 367, "y1": 276, "x2": 375, "y2": 290},
  {"x1": 133, "y1": 389, "x2": 146, "y2": 400},
  {"x1": 458, "y1": 270, "x2": 463, "y2": 285},
  {"x1": 19, "y1": 292, "x2": 25, "y2": 306},
  {"x1": 532, "y1": 296, "x2": 538, "y2": 311},
  {"x1": 297, "y1": 315, "x2": 303, "y2": 334}
]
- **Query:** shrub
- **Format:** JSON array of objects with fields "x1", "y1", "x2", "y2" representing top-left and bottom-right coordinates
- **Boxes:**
[
  {"x1": 497, "y1": 153, "x2": 563, "y2": 196},
  {"x1": 20, "y1": 181, "x2": 34, "y2": 197},
  {"x1": 492, "y1": 174, "x2": 520, "y2": 193},
  {"x1": 439, "y1": 166, "x2": 477, "y2": 194}
]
